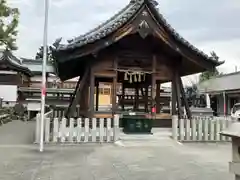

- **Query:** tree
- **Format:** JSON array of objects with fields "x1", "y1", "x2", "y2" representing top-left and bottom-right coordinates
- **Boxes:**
[
  {"x1": 199, "y1": 51, "x2": 221, "y2": 82},
  {"x1": 35, "y1": 45, "x2": 54, "y2": 63},
  {"x1": 0, "y1": 0, "x2": 19, "y2": 50}
]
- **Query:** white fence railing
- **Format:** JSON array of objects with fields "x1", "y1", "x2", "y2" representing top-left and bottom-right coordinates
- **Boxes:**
[
  {"x1": 35, "y1": 114, "x2": 120, "y2": 143},
  {"x1": 172, "y1": 116, "x2": 235, "y2": 142},
  {"x1": 35, "y1": 110, "x2": 53, "y2": 143}
]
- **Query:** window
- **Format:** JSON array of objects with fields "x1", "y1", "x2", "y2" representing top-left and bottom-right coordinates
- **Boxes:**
[
  {"x1": 100, "y1": 88, "x2": 104, "y2": 95},
  {"x1": 103, "y1": 88, "x2": 110, "y2": 95}
]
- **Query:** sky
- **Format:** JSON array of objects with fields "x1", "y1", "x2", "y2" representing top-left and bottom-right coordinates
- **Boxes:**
[{"x1": 7, "y1": 0, "x2": 240, "y2": 84}]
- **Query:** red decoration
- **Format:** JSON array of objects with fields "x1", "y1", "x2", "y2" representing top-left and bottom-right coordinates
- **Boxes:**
[
  {"x1": 41, "y1": 86, "x2": 46, "y2": 96},
  {"x1": 151, "y1": 107, "x2": 156, "y2": 113}
]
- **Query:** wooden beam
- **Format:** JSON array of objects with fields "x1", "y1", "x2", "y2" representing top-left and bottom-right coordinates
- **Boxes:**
[
  {"x1": 65, "y1": 67, "x2": 90, "y2": 118},
  {"x1": 178, "y1": 74, "x2": 192, "y2": 119},
  {"x1": 89, "y1": 67, "x2": 95, "y2": 117}
]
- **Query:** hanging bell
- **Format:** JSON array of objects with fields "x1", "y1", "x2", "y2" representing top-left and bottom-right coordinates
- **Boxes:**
[
  {"x1": 124, "y1": 72, "x2": 128, "y2": 81},
  {"x1": 129, "y1": 73, "x2": 132, "y2": 83},
  {"x1": 134, "y1": 73, "x2": 138, "y2": 82},
  {"x1": 138, "y1": 72, "x2": 141, "y2": 82},
  {"x1": 143, "y1": 74, "x2": 146, "y2": 81}
]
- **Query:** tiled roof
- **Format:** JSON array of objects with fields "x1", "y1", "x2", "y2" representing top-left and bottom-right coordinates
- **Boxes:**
[
  {"x1": 0, "y1": 49, "x2": 33, "y2": 76},
  {"x1": 56, "y1": 0, "x2": 144, "y2": 50},
  {"x1": 198, "y1": 71, "x2": 240, "y2": 93},
  {"x1": 55, "y1": 0, "x2": 221, "y2": 64},
  {"x1": 21, "y1": 58, "x2": 55, "y2": 74}
]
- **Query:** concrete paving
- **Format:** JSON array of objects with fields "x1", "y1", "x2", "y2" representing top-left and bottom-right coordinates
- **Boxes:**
[
  {"x1": 0, "y1": 122, "x2": 234, "y2": 180},
  {"x1": 0, "y1": 120, "x2": 35, "y2": 144}
]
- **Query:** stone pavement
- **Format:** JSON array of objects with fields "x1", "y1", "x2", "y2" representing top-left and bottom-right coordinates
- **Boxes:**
[{"x1": 0, "y1": 124, "x2": 234, "y2": 180}]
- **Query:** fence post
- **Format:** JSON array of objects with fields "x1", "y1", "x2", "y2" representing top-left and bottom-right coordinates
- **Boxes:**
[
  {"x1": 60, "y1": 118, "x2": 66, "y2": 143},
  {"x1": 185, "y1": 119, "x2": 190, "y2": 141},
  {"x1": 44, "y1": 118, "x2": 50, "y2": 143},
  {"x1": 179, "y1": 118, "x2": 184, "y2": 141},
  {"x1": 203, "y1": 117, "x2": 209, "y2": 141},
  {"x1": 106, "y1": 118, "x2": 111, "y2": 142},
  {"x1": 35, "y1": 113, "x2": 41, "y2": 143},
  {"x1": 197, "y1": 117, "x2": 203, "y2": 141},
  {"x1": 99, "y1": 118, "x2": 104, "y2": 143},
  {"x1": 53, "y1": 118, "x2": 59, "y2": 143},
  {"x1": 192, "y1": 117, "x2": 196, "y2": 141},
  {"x1": 216, "y1": 118, "x2": 220, "y2": 141},
  {"x1": 92, "y1": 118, "x2": 97, "y2": 142},
  {"x1": 84, "y1": 118, "x2": 89, "y2": 142},
  {"x1": 172, "y1": 115, "x2": 178, "y2": 141},
  {"x1": 113, "y1": 114, "x2": 120, "y2": 142}
]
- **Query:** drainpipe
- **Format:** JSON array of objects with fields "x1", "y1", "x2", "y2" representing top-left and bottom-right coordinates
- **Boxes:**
[{"x1": 223, "y1": 91, "x2": 226, "y2": 116}]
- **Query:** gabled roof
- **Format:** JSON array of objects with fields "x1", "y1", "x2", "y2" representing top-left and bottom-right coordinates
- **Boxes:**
[
  {"x1": 0, "y1": 50, "x2": 33, "y2": 76},
  {"x1": 21, "y1": 58, "x2": 55, "y2": 74},
  {"x1": 199, "y1": 71, "x2": 240, "y2": 93},
  {"x1": 54, "y1": 0, "x2": 222, "y2": 65}
]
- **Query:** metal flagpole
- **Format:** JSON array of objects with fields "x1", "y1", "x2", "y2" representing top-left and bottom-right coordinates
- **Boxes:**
[{"x1": 40, "y1": 0, "x2": 49, "y2": 152}]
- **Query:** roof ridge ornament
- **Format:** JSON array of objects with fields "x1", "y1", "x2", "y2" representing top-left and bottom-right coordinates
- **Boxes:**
[
  {"x1": 149, "y1": 0, "x2": 159, "y2": 7},
  {"x1": 130, "y1": 0, "x2": 144, "y2": 4}
]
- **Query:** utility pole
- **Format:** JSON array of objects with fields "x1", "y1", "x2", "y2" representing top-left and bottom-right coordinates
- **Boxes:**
[{"x1": 40, "y1": 0, "x2": 49, "y2": 152}]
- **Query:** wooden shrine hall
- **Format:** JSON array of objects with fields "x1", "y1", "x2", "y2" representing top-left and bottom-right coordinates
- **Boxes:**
[{"x1": 52, "y1": 0, "x2": 222, "y2": 120}]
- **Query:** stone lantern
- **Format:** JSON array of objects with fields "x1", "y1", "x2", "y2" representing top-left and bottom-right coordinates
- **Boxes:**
[{"x1": 220, "y1": 122, "x2": 240, "y2": 180}]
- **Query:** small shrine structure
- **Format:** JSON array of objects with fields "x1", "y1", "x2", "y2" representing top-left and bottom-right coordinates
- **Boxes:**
[{"x1": 52, "y1": 0, "x2": 223, "y2": 120}]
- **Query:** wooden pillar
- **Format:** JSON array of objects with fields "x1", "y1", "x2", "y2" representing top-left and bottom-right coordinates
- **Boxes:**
[
  {"x1": 80, "y1": 79, "x2": 89, "y2": 117},
  {"x1": 156, "y1": 82, "x2": 161, "y2": 113},
  {"x1": 178, "y1": 75, "x2": 192, "y2": 119},
  {"x1": 173, "y1": 69, "x2": 183, "y2": 118},
  {"x1": 136, "y1": 85, "x2": 139, "y2": 110},
  {"x1": 66, "y1": 68, "x2": 89, "y2": 118},
  {"x1": 171, "y1": 81, "x2": 177, "y2": 115},
  {"x1": 112, "y1": 58, "x2": 118, "y2": 114},
  {"x1": 223, "y1": 91, "x2": 226, "y2": 116},
  {"x1": 151, "y1": 55, "x2": 157, "y2": 109},
  {"x1": 95, "y1": 81, "x2": 99, "y2": 112},
  {"x1": 121, "y1": 83, "x2": 125, "y2": 111},
  {"x1": 89, "y1": 67, "x2": 95, "y2": 117},
  {"x1": 134, "y1": 84, "x2": 139, "y2": 111},
  {"x1": 144, "y1": 83, "x2": 149, "y2": 112}
]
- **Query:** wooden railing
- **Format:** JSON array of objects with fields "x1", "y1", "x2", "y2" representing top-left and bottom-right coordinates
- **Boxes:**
[{"x1": 172, "y1": 116, "x2": 235, "y2": 142}]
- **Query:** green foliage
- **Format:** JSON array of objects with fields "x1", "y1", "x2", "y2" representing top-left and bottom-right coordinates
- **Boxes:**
[
  {"x1": 199, "y1": 51, "x2": 222, "y2": 83},
  {"x1": 0, "y1": 0, "x2": 19, "y2": 50},
  {"x1": 35, "y1": 45, "x2": 54, "y2": 64}
]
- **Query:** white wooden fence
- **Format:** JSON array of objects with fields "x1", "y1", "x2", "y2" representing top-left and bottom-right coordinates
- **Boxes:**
[
  {"x1": 35, "y1": 113, "x2": 120, "y2": 143},
  {"x1": 172, "y1": 116, "x2": 235, "y2": 142},
  {"x1": 35, "y1": 110, "x2": 53, "y2": 143}
]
